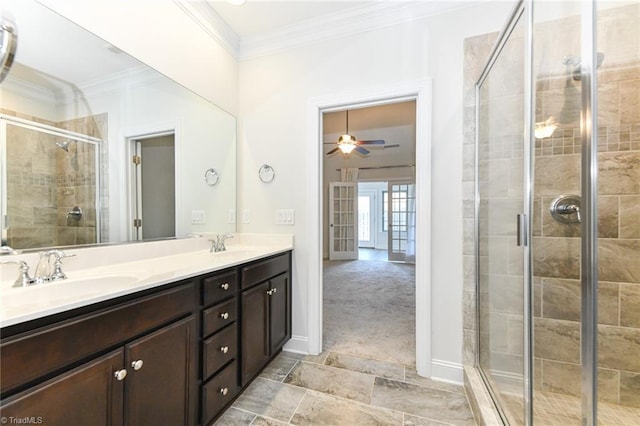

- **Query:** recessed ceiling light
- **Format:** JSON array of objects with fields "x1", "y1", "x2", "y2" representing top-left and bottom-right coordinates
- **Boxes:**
[{"x1": 226, "y1": 0, "x2": 246, "y2": 5}]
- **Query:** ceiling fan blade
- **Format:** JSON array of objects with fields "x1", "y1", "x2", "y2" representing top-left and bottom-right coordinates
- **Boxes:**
[
  {"x1": 358, "y1": 139, "x2": 385, "y2": 145},
  {"x1": 383, "y1": 144, "x2": 400, "y2": 148},
  {"x1": 355, "y1": 146, "x2": 370, "y2": 155},
  {"x1": 326, "y1": 147, "x2": 340, "y2": 155}
]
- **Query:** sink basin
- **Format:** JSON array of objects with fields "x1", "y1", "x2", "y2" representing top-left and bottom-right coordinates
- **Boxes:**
[{"x1": 1, "y1": 274, "x2": 140, "y2": 309}]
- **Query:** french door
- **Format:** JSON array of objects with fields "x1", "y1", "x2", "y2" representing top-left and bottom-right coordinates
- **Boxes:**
[
  {"x1": 387, "y1": 181, "x2": 416, "y2": 262},
  {"x1": 329, "y1": 182, "x2": 358, "y2": 260}
]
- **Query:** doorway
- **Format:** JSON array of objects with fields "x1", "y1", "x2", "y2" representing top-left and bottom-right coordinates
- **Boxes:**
[
  {"x1": 321, "y1": 101, "x2": 417, "y2": 367},
  {"x1": 129, "y1": 133, "x2": 176, "y2": 240}
]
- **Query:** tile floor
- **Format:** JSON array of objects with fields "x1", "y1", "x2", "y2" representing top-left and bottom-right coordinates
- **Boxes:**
[{"x1": 215, "y1": 350, "x2": 476, "y2": 425}]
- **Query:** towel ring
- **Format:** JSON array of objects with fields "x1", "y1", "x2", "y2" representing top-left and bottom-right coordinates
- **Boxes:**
[
  {"x1": 204, "y1": 168, "x2": 220, "y2": 186},
  {"x1": 258, "y1": 164, "x2": 275, "y2": 183}
]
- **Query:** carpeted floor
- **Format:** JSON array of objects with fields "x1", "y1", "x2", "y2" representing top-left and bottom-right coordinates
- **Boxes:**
[{"x1": 322, "y1": 258, "x2": 416, "y2": 367}]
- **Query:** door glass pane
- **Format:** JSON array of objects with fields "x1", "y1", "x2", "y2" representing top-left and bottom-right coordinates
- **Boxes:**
[
  {"x1": 3, "y1": 122, "x2": 99, "y2": 249},
  {"x1": 477, "y1": 9, "x2": 526, "y2": 425},
  {"x1": 358, "y1": 195, "x2": 371, "y2": 242},
  {"x1": 595, "y1": 1, "x2": 640, "y2": 423},
  {"x1": 531, "y1": 2, "x2": 585, "y2": 424}
]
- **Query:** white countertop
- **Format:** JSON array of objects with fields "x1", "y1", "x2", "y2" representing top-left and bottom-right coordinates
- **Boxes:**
[{"x1": 0, "y1": 234, "x2": 293, "y2": 328}]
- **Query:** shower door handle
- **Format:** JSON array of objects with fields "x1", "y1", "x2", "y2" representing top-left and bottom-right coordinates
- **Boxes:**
[{"x1": 516, "y1": 214, "x2": 528, "y2": 247}]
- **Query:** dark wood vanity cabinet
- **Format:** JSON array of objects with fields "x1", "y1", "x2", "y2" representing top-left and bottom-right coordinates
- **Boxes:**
[
  {"x1": 199, "y1": 270, "x2": 240, "y2": 426},
  {"x1": 0, "y1": 281, "x2": 198, "y2": 426},
  {"x1": 240, "y1": 253, "x2": 291, "y2": 385},
  {"x1": 0, "y1": 250, "x2": 292, "y2": 426}
]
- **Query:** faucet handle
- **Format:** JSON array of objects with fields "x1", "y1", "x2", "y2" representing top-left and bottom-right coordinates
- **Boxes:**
[
  {"x1": 1, "y1": 260, "x2": 34, "y2": 287},
  {"x1": 49, "y1": 250, "x2": 75, "y2": 281}
]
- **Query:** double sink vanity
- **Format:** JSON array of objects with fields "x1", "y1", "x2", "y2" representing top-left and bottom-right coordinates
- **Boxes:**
[{"x1": 0, "y1": 234, "x2": 293, "y2": 425}]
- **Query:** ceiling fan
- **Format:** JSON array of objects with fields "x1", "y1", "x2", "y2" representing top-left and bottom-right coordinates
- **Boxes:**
[{"x1": 324, "y1": 110, "x2": 387, "y2": 156}]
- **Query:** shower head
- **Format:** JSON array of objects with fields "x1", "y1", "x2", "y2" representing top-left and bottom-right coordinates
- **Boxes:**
[
  {"x1": 56, "y1": 139, "x2": 74, "y2": 152},
  {"x1": 562, "y1": 52, "x2": 605, "y2": 81}
]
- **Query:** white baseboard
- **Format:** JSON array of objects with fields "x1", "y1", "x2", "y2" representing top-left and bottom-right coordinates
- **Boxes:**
[
  {"x1": 431, "y1": 359, "x2": 464, "y2": 385},
  {"x1": 283, "y1": 335, "x2": 309, "y2": 354}
]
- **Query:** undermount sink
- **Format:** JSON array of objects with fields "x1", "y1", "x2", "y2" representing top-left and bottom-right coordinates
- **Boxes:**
[{"x1": 1, "y1": 274, "x2": 141, "y2": 309}]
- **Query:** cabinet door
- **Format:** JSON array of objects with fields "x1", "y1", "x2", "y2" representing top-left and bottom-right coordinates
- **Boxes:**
[
  {"x1": 124, "y1": 315, "x2": 196, "y2": 426},
  {"x1": 0, "y1": 350, "x2": 124, "y2": 426},
  {"x1": 241, "y1": 281, "x2": 269, "y2": 385},
  {"x1": 269, "y1": 273, "x2": 290, "y2": 354}
]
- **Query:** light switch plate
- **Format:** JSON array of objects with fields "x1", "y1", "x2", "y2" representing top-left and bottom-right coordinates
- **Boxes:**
[
  {"x1": 276, "y1": 209, "x2": 294, "y2": 225},
  {"x1": 191, "y1": 210, "x2": 205, "y2": 224},
  {"x1": 228, "y1": 209, "x2": 236, "y2": 224},
  {"x1": 242, "y1": 209, "x2": 250, "y2": 224}
]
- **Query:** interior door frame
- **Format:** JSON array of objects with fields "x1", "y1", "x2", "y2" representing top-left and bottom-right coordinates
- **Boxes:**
[{"x1": 306, "y1": 79, "x2": 432, "y2": 377}]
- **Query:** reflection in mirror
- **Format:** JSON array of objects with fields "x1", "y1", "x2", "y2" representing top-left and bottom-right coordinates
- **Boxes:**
[{"x1": 0, "y1": 0, "x2": 236, "y2": 251}]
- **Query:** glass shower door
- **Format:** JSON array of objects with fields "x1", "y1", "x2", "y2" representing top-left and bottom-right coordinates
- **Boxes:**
[{"x1": 476, "y1": 4, "x2": 529, "y2": 424}]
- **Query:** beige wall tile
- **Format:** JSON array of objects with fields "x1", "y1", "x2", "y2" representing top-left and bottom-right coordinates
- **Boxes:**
[
  {"x1": 620, "y1": 195, "x2": 640, "y2": 239},
  {"x1": 599, "y1": 239, "x2": 640, "y2": 283},
  {"x1": 534, "y1": 154, "x2": 581, "y2": 196},
  {"x1": 599, "y1": 151, "x2": 640, "y2": 195},
  {"x1": 620, "y1": 284, "x2": 640, "y2": 328},
  {"x1": 620, "y1": 372, "x2": 640, "y2": 408},
  {"x1": 534, "y1": 318, "x2": 580, "y2": 364},
  {"x1": 598, "y1": 325, "x2": 640, "y2": 372},
  {"x1": 533, "y1": 237, "x2": 581, "y2": 279},
  {"x1": 620, "y1": 79, "x2": 640, "y2": 124}
]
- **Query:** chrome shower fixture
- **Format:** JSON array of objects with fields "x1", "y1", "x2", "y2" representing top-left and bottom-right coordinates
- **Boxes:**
[
  {"x1": 56, "y1": 139, "x2": 75, "y2": 152},
  {"x1": 562, "y1": 52, "x2": 605, "y2": 81}
]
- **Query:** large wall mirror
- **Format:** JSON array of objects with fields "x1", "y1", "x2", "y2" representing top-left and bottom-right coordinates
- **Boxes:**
[{"x1": 0, "y1": 0, "x2": 236, "y2": 251}]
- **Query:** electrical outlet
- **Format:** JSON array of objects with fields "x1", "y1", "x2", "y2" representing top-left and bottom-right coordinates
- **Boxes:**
[
  {"x1": 228, "y1": 209, "x2": 236, "y2": 224},
  {"x1": 191, "y1": 210, "x2": 205, "y2": 224},
  {"x1": 242, "y1": 209, "x2": 250, "y2": 224}
]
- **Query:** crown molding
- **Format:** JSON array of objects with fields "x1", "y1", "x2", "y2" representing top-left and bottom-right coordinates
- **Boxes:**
[
  {"x1": 173, "y1": 0, "x2": 240, "y2": 59},
  {"x1": 179, "y1": 1, "x2": 479, "y2": 62}
]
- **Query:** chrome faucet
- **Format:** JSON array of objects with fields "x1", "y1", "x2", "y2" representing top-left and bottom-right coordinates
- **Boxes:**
[
  {"x1": 209, "y1": 234, "x2": 233, "y2": 253},
  {"x1": 0, "y1": 260, "x2": 35, "y2": 287},
  {"x1": 34, "y1": 250, "x2": 75, "y2": 283}
]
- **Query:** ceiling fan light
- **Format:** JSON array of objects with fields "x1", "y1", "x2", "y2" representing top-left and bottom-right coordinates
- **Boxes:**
[
  {"x1": 338, "y1": 134, "x2": 355, "y2": 144},
  {"x1": 339, "y1": 143, "x2": 356, "y2": 154}
]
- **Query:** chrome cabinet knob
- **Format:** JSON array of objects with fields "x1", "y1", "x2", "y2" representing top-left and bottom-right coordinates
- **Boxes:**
[
  {"x1": 272, "y1": 287, "x2": 277, "y2": 294},
  {"x1": 114, "y1": 369, "x2": 127, "y2": 381},
  {"x1": 221, "y1": 283, "x2": 230, "y2": 290},
  {"x1": 267, "y1": 289, "x2": 273, "y2": 296},
  {"x1": 220, "y1": 312, "x2": 229, "y2": 320},
  {"x1": 219, "y1": 387, "x2": 229, "y2": 396},
  {"x1": 220, "y1": 346, "x2": 229, "y2": 354},
  {"x1": 131, "y1": 360, "x2": 144, "y2": 371}
]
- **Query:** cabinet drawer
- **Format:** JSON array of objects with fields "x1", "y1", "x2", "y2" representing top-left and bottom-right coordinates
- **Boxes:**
[
  {"x1": 202, "y1": 299, "x2": 237, "y2": 338},
  {"x1": 1, "y1": 282, "x2": 196, "y2": 395},
  {"x1": 202, "y1": 270, "x2": 237, "y2": 307},
  {"x1": 241, "y1": 253, "x2": 290, "y2": 290},
  {"x1": 202, "y1": 360, "x2": 238, "y2": 425},
  {"x1": 203, "y1": 323, "x2": 237, "y2": 380}
]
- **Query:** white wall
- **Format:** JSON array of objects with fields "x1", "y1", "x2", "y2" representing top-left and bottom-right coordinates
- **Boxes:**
[
  {"x1": 237, "y1": 1, "x2": 513, "y2": 380},
  {"x1": 36, "y1": 0, "x2": 239, "y2": 115}
]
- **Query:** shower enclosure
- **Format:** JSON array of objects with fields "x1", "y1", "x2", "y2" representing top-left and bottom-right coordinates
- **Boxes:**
[
  {"x1": 0, "y1": 115, "x2": 102, "y2": 249},
  {"x1": 473, "y1": 0, "x2": 640, "y2": 424}
]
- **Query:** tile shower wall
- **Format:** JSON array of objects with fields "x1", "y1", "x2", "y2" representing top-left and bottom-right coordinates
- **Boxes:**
[
  {"x1": 3, "y1": 109, "x2": 107, "y2": 249},
  {"x1": 463, "y1": 2, "x2": 640, "y2": 412}
]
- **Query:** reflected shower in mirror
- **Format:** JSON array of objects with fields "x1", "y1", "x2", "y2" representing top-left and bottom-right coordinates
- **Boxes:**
[{"x1": 0, "y1": 0, "x2": 236, "y2": 251}]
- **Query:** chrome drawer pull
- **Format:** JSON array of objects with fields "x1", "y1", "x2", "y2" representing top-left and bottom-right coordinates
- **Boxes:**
[
  {"x1": 219, "y1": 387, "x2": 229, "y2": 396},
  {"x1": 220, "y1": 312, "x2": 229, "y2": 320},
  {"x1": 221, "y1": 283, "x2": 230, "y2": 290},
  {"x1": 220, "y1": 346, "x2": 229, "y2": 354},
  {"x1": 114, "y1": 369, "x2": 127, "y2": 381},
  {"x1": 131, "y1": 360, "x2": 144, "y2": 371}
]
